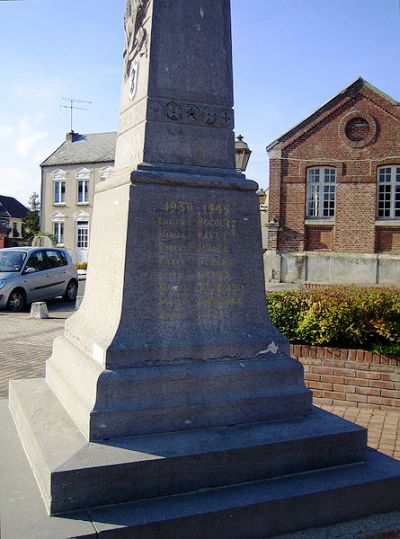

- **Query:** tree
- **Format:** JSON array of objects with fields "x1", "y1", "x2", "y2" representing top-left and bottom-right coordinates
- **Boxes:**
[{"x1": 22, "y1": 192, "x2": 41, "y2": 243}]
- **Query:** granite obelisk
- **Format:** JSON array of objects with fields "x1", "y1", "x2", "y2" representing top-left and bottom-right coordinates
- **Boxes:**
[
  {"x1": 3, "y1": 1, "x2": 400, "y2": 537},
  {"x1": 42, "y1": 0, "x2": 311, "y2": 441}
]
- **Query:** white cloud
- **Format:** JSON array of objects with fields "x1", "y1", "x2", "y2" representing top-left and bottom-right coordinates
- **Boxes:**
[
  {"x1": 0, "y1": 168, "x2": 28, "y2": 195},
  {"x1": 0, "y1": 126, "x2": 13, "y2": 139},
  {"x1": 14, "y1": 115, "x2": 49, "y2": 157},
  {"x1": 15, "y1": 79, "x2": 66, "y2": 102},
  {"x1": 16, "y1": 133, "x2": 48, "y2": 157},
  {"x1": 0, "y1": 168, "x2": 39, "y2": 205},
  {"x1": 34, "y1": 151, "x2": 49, "y2": 165}
]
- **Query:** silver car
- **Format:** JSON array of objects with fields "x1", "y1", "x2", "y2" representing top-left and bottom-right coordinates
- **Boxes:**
[{"x1": 0, "y1": 247, "x2": 78, "y2": 312}]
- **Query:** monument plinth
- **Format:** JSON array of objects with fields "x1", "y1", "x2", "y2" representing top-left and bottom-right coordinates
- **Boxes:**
[
  {"x1": 42, "y1": 0, "x2": 311, "y2": 441},
  {"x1": 2, "y1": 0, "x2": 400, "y2": 537}
]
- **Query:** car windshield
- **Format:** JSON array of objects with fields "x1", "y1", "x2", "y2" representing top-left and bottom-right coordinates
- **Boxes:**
[{"x1": 0, "y1": 251, "x2": 27, "y2": 272}]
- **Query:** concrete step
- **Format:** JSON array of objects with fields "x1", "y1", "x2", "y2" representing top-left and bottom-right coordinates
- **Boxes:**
[
  {"x1": 2, "y1": 398, "x2": 400, "y2": 539},
  {"x1": 86, "y1": 448, "x2": 400, "y2": 538},
  {"x1": 9, "y1": 379, "x2": 367, "y2": 515}
]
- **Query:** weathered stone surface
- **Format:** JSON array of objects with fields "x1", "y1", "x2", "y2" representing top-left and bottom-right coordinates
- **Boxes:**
[
  {"x1": 44, "y1": 173, "x2": 313, "y2": 441},
  {"x1": 2, "y1": 398, "x2": 400, "y2": 538},
  {"x1": 0, "y1": 400, "x2": 96, "y2": 538},
  {"x1": 264, "y1": 251, "x2": 400, "y2": 286},
  {"x1": 8, "y1": 380, "x2": 365, "y2": 514},
  {"x1": 115, "y1": 0, "x2": 235, "y2": 172},
  {"x1": 46, "y1": 335, "x2": 311, "y2": 440},
  {"x1": 65, "y1": 181, "x2": 287, "y2": 369}
]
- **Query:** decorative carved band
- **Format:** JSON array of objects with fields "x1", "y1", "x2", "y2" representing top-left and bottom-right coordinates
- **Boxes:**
[
  {"x1": 148, "y1": 98, "x2": 234, "y2": 129},
  {"x1": 123, "y1": 0, "x2": 150, "y2": 80}
]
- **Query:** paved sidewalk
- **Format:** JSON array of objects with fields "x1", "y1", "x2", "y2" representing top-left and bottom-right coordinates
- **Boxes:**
[
  {"x1": 0, "y1": 304, "x2": 399, "y2": 460},
  {"x1": 0, "y1": 301, "x2": 74, "y2": 399},
  {"x1": 320, "y1": 404, "x2": 400, "y2": 460}
]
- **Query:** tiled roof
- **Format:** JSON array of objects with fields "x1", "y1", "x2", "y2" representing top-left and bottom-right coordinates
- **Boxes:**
[
  {"x1": 41, "y1": 132, "x2": 117, "y2": 167},
  {"x1": 0, "y1": 196, "x2": 28, "y2": 219},
  {"x1": 0, "y1": 201, "x2": 9, "y2": 230}
]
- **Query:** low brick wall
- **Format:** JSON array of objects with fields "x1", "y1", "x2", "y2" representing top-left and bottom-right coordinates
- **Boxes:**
[{"x1": 290, "y1": 344, "x2": 400, "y2": 410}]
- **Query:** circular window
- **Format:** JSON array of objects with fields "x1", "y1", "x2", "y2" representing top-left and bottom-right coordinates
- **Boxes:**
[
  {"x1": 339, "y1": 110, "x2": 377, "y2": 148},
  {"x1": 345, "y1": 117, "x2": 370, "y2": 141}
]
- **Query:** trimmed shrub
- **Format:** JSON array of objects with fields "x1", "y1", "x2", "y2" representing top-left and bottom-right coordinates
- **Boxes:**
[{"x1": 266, "y1": 286, "x2": 400, "y2": 354}]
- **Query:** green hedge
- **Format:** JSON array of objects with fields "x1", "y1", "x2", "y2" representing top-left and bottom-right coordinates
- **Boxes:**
[{"x1": 266, "y1": 286, "x2": 400, "y2": 354}]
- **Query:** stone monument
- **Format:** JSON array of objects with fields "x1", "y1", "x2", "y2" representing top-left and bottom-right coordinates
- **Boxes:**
[{"x1": 1, "y1": 0, "x2": 400, "y2": 537}]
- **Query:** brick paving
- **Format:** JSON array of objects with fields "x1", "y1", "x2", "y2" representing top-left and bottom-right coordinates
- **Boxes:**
[
  {"x1": 0, "y1": 302, "x2": 72, "y2": 398},
  {"x1": 0, "y1": 300, "x2": 399, "y2": 459},
  {"x1": 320, "y1": 404, "x2": 400, "y2": 460}
]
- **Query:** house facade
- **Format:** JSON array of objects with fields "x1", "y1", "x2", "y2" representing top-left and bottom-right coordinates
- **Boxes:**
[
  {"x1": 0, "y1": 195, "x2": 28, "y2": 248},
  {"x1": 265, "y1": 78, "x2": 400, "y2": 285},
  {"x1": 41, "y1": 131, "x2": 116, "y2": 263}
]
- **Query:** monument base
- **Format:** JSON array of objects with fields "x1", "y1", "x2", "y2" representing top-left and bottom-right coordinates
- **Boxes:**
[
  {"x1": 45, "y1": 335, "x2": 312, "y2": 441},
  {"x1": 2, "y1": 397, "x2": 400, "y2": 538}
]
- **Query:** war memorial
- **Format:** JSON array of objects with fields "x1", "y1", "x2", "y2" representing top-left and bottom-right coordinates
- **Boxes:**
[{"x1": 1, "y1": 0, "x2": 400, "y2": 537}]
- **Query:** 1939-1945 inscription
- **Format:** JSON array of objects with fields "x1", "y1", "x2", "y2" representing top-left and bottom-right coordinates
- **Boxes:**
[{"x1": 154, "y1": 196, "x2": 245, "y2": 323}]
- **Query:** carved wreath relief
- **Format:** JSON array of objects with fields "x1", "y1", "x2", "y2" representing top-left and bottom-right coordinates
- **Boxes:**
[
  {"x1": 124, "y1": 0, "x2": 150, "y2": 87},
  {"x1": 149, "y1": 99, "x2": 234, "y2": 130}
]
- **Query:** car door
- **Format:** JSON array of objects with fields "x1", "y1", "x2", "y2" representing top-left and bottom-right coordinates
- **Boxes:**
[
  {"x1": 21, "y1": 250, "x2": 52, "y2": 302},
  {"x1": 43, "y1": 249, "x2": 68, "y2": 297}
]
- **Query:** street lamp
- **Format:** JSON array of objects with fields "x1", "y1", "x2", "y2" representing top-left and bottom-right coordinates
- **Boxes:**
[{"x1": 235, "y1": 134, "x2": 252, "y2": 172}]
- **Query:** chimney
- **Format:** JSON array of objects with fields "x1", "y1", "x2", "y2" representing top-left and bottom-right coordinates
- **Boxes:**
[{"x1": 66, "y1": 131, "x2": 77, "y2": 142}]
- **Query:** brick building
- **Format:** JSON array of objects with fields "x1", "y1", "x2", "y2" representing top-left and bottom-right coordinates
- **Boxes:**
[{"x1": 265, "y1": 78, "x2": 400, "y2": 285}]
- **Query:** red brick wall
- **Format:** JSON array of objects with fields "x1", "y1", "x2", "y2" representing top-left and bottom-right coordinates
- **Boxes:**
[
  {"x1": 306, "y1": 226, "x2": 334, "y2": 251},
  {"x1": 278, "y1": 183, "x2": 306, "y2": 251},
  {"x1": 376, "y1": 228, "x2": 400, "y2": 254},
  {"x1": 291, "y1": 344, "x2": 400, "y2": 410},
  {"x1": 335, "y1": 183, "x2": 377, "y2": 252},
  {"x1": 268, "y1": 82, "x2": 400, "y2": 255}
]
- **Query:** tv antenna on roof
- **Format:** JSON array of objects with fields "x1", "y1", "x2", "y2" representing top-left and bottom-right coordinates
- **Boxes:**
[{"x1": 60, "y1": 98, "x2": 92, "y2": 133}]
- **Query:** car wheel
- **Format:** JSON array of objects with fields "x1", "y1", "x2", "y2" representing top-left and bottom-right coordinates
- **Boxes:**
[
  {"x1": 8, "y1": 289, "x2": 26, "y2": 312},
  {"x1": 63, "y1": 280, "x2": 78, "y2": 302}
]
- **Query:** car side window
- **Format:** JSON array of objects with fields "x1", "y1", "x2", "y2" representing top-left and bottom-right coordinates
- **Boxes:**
[
  {"x1": 45, "y1": 250, "x2": 64, "y2": 268},
  {"x1": 58, "y1": 251, "x2": 69, "y2": 266},
  {"x1": 25, "y1": 250, "x2": 48, "y2": 272}
]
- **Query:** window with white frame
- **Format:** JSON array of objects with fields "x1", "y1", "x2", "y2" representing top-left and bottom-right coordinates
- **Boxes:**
[
  {"x1": 76, "y1": 168, "x2": 90, "y2": 204},
  {"x1": 76, "y1": 221, "x2": 89, "y2": 249},
  {"x1": 377, "y1": 166, "x2": 400, "y2": 219},
  {"x1": 307, "y1": 167, "x2": 336, "y2": 218},
  {"x1": 100, "y1": 166, "x2": 114, "y2": 182},
  {"x1": 53, "y1": 170, "x2": 66, "y2": 204},
  {"x1": 52, "y1": 221, "x2": 64, "y2": 245}
]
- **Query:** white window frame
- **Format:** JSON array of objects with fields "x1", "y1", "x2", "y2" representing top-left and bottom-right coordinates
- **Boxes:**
[
  {"x1": 306, "y1": 167, "x2": 336, "y2": 219},
  {"x1": 76, "y1": 168, "x2": 91, "y2": 205},
  {"x1": 377, "y1": 166, "x2": 400, "y2": 220},
  {"x1": 100, "y1": 166, "x2": 114, "y2": 182},
  {"x1": 76, "y1": 220, "x2": 89, "y2": 249},
  {"x1": 52, "y1": 170, "x2": 66, "y2": 205},
  {"x1": 52, "y1": 221, "x2": 65, "y2": 246}
]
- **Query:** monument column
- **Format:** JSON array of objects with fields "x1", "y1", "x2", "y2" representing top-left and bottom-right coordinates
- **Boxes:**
[{"x1": 41, "y1": 0, "x2": 312, "y2": 441}]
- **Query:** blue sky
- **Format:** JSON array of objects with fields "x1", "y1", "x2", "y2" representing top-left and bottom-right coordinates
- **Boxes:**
[{"x1": 0, "y1": 0, "x2": 399, "y2": 205}]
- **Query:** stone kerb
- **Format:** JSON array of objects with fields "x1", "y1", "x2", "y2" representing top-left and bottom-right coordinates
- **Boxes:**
[{"x1": 291, "y1": 344, "x2": 400, "y2": 410}]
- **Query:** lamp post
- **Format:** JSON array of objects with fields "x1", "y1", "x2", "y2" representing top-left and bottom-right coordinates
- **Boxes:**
[{"x1": 235, "y1": 134, "x2": 252, "y2": 172}]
